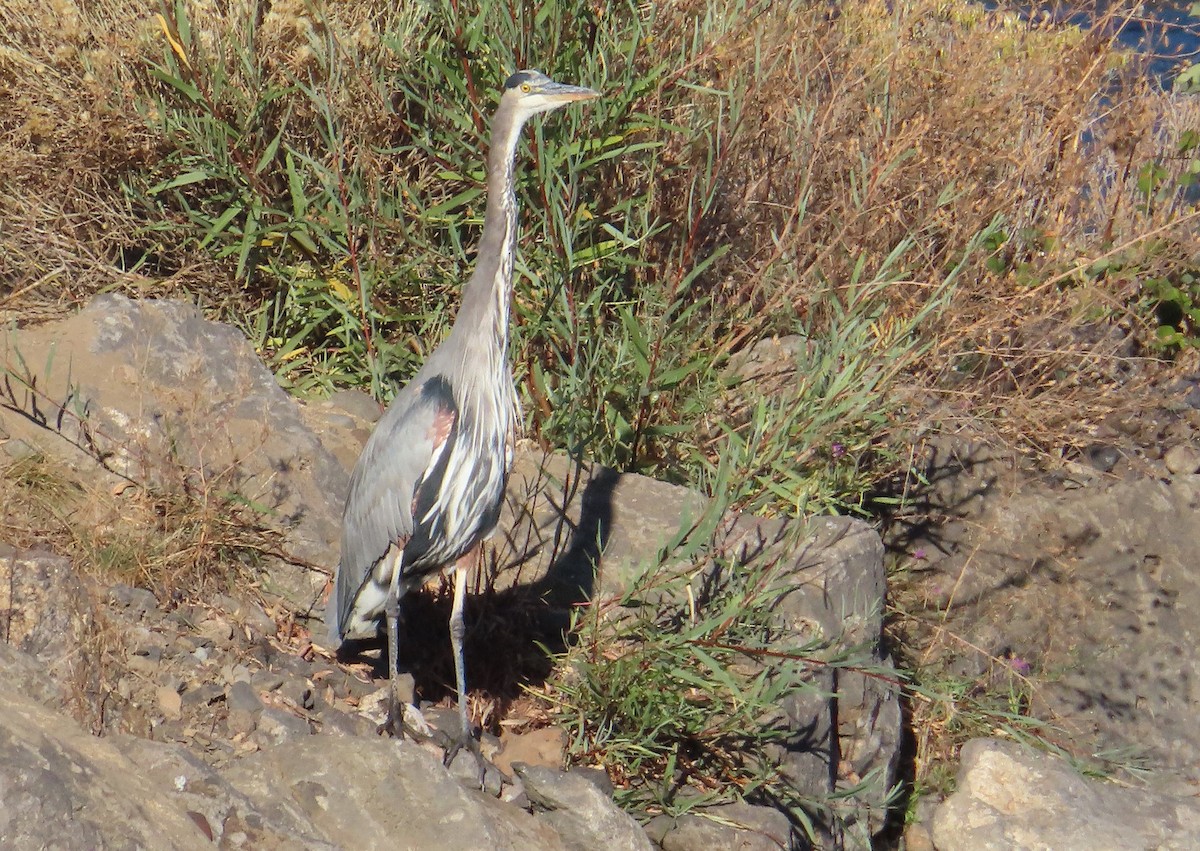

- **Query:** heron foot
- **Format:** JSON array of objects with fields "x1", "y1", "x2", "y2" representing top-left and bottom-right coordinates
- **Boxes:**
[
  {"x1": 444, "y1": 727, "x2": 486, "y2": 789},
  {"x1": 380, "y1": 692, "x2": 433, "y2": 739}
]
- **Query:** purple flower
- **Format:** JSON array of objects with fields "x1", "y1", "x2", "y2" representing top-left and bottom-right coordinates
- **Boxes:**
[
  {"x1": 912, "y1": 548, "x2": 926, "y2": 560},
  {"x1": 831, "y1": 442, "x2": 846, "y2": 459},
  {"x1": 1009, "y1": 656, "x2": 1032, "y2": 676}
]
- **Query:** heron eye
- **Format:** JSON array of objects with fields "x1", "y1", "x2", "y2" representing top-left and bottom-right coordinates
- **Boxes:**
[{"x1": 520, "y1": 83, "x2": 531, "y2": 93}]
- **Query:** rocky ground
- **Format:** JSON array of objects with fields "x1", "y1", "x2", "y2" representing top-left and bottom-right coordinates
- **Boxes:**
[
  {"x1": 3, "y1": 295, "x2": 1200, "y2": 850},
  {"x1": 886, "y1": 383, "x2": 1200, "y2": 850}
]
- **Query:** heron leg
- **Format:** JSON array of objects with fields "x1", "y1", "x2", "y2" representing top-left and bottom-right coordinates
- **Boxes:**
[
  {"x1": 444, "y1": 546, "x2": 484, "y2": 777},
  {"x1": 450, "y1": 550, "x2": 473, "y2": 742},
  {"x1": 383, "y1": 546, "x2": 406, "y2": 739}
]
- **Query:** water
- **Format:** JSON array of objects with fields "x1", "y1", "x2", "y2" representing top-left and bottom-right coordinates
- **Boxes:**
[
  {"x1": 998, "y1": 1, "x2": 1200, "y2": 85},
  {"x1": 1108, "y1": 1, "x2": 1200, "y2": 83}
]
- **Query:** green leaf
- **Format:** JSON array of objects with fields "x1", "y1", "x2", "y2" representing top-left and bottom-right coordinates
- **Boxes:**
[
  {"x1": 620, "y1": 307, "x2": 652, "y2": 380},
  {"x1": 255, "y1": 126, "x2": 285, "y2": 175},
  {"x1": 653, "y1": 360, "x2": 701, "y2": 391},
  {"x1": 285, "y1": 153, "x2": 307, "y2": 220},
  {"x1": 1176, "y1": 63, "x2": 1200, "y2": 94},
  {"x1": 148, "y1": 67, "x2": 202, "y2": 103},
  {"x1": 1136, "y1": 161, "x2": 1168, "y2": 197},
  {"x1": 148, "y1": 169, "x2": 211, "y2": 194},
  {"x1": 423, "y1": 187, "x2": 484, "y2": 219},
  {"x1": 198, "y1": 203, "x2": 243, "y2": 249}
]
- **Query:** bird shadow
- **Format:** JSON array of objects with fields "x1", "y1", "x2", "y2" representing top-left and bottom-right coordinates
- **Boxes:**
[{"x1": 353, "y1": 456, "x2": 618, "y2": 730}]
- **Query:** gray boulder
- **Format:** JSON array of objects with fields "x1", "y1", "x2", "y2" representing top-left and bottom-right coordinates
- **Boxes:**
[
  {"x1": 933, "y1": 738, "x2": 1200, "y2": 850},
  {"x1": 223, "y1": 737, "x2": 568, "y2": 850},
  {"x1": 0, "y1": 545, "x2": 102, "y2": 724},
  {"x1": 908, "y1": 458, "x2": 1200, "y2": 784},
  {"x1": 2, "y1": 294, "x2": 347, "y2": 607},
  {"x1": 516, "y1": 763, "x2": 653, "y2": 851},
  {"x1": 0, "y1": 687, "x2": 213, "y2": 850}
]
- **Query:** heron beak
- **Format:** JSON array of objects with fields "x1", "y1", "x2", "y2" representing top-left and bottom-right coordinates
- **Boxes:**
[{"x1": 545, "y1": 83, "x2": 601, "y2": 103}]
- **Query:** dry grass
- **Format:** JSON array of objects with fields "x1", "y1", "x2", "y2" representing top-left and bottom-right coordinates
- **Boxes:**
[
  {"x1": 0, "y1": 449, "x2": 270, "y2": 602},
  {"x1": 3, "y1": 0, "x2": 1196, "y2": 445}
]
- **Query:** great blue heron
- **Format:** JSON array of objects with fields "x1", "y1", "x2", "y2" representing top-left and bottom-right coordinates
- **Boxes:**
[{"x1": 327, "y1": 70, "x2": 599, "y2": 751}]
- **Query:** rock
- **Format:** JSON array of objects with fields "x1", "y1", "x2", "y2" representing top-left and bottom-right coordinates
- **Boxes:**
[
  {"x1": 157, "y1": 686, "x2": 183, "y2": 720},
  {"x1": 227, "y1": 680, "x2": 264, "y2": 715},
  {"x1": 447, "y1": 747, "x2": 506, "y2": 796},
  {"x1": 224, "y1": 736, "x2": 568, "y2": 849},
  {"x1": 278, "y1": 674, "x2": 316, "y2": 711},
  {"x1": 2, "y1": 294, "x2": 349, "y2": 609},
  {"x1": 108, "y1": 583, "x2": 159, "y2": 615},
  {"x1": 0, "y1": 686, "x2": 215, "y2": 849},
  {"x1": 902, "y1": 795, "x2": 940, "y2": 851},
  {"x1": 0, "y1": 547, "x2": 103, "y2": 725},
  {"x1": 127, "y1": 654, "x2": 161, "y2": 676},
  {"x1": 498, "y1": 459, "x2": 900, "y2": 846},
  {"x1": 516, "y1": 763, "x2": 654, "y2": 851},
  {"x1": 567, "y1": 766, "x2": 613, "y2": 796},
  {"x1": 496, "y1": 726, "x2": 567, "y2": 775},
  {"x1": 181, "y1": 681, "x2": 223, "y2": 710},
  {"x1": 113, "y1": 734, "x2": 322, "y2": 847},
  {"x1": 0, "y1": 296, "x2": 913, "y2": 844},
  {"x1": 720, "y1": 514, "x2": 902, "y2": 846},
  {"x1": 0, "y1": 643, "x2": 75, "y2": 713},
  {"x1": 254, "y1": 707, "x2": 310, "y2": 745},
  {"x1": 1083, "y1": 442, "x2": 1121, "y2": 473},
  {"x1": 499, "y1": 454, "x2": 707, "y2": 604},
  {"x1": 250, "y1": 670, "x2": 286, "y2": 693},
  {"x1": 655, "y1": 801, "x2": 796, "y2": 850},
  {"x1": 1163, "y1": 442, "x2": 1200, "y2": 475},
  {"x1": 907, "y1": 472, "x2": 1200, "y2": 782},
  {"x1": 316, "y1": 704, "x2": 375, "y2": 737},
  {"x1": 198, "y1": 616, "x2": 235, "y2": 646},
  {"x1": 932, "y1": 738, "x2": 1200, "y2": 850}
]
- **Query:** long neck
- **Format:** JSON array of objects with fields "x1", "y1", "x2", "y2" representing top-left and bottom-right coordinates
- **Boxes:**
[{"x1": 447, "y1": 100, "x2": 525, "y2": 364}]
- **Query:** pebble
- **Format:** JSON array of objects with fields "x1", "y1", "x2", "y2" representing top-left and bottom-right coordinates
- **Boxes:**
[
  {"x1": 108, "y1": 584, "x2": 158, "y2": 616},
  {"x1": 199, "y1": 617, "x2": 234, "y2": 647},
  {"x1": 1164, "y1": 443, "x2": 1200, "y2": 475},
  {"x1": 447, "y1": 748, "x2": 505, "y2": 796},
  {"x1": 255, "y1": 707, "x2": 310, "y2": 745},
  {"x1": 243, "y1": 639, "x2": 272, "y2": 668},
  {"x1": 317, "y1": 705, "x2": 376, "y2": 738},
  {"x1": 356, "y1": 688, "x2": 391, "y2": 726},
  {"x1": 227, "y1": 680, "x2": 264, "y2": 715},
  {"x1": 181, "y1": 682, "x2": 224, "y2": 709},
  {"x1": 496, "y1": 726, "x2": 566, "y2": 775},
  {"x1": 115, "y1": 676, "x2": 134, "y2": 702},
  {"x1": 157, "y1": 686, "x2": 183, "y2": 720},
  {"x1": 221, "y1": 663, "x2": 252, "y2": 685},
  {"x1": 127, "y1": 655, "x2": 160, "y2": 676},
  {"x1": 321, "y1": 670, "x2": 376, "y2": 702},
  {"x1": 133, "y1": 644, "x2": 163, "y2": 663},
  {"x1": 227, "y1": 708, "x2": 259, "y2": 737},
  {"x1": 167, "y1": 606, "x2": 201, "y2": 629},
  {"x1": 251, "y1": 671, "x2": 286, "y2": 693},
  {"x1": 1084, "y1": 443, "x2": 1122, "y2": 474},
  {"x1": 239, "y1": 606, "x2": 278, "y2": 639},
  {"x1": 279, "y1": 676, "x2": 316, "y2": 712},
  {"x1": 499, "y1": 776, "x2": 528, "y2": 808}
]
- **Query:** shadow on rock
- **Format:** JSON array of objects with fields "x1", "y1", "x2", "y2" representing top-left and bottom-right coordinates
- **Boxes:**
[{"x1": 340, "y1": 462, "x2": 619, "y2": 725}]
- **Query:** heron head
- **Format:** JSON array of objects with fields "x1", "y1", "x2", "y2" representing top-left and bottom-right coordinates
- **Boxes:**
[{"x1": 502, "y1": 69, "x2": 599, "y2": 118}]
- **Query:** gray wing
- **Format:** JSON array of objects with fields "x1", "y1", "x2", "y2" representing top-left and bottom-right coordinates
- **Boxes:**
[{"x1": 327, "y1": 375, "x2": 458, "y2": 643}]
